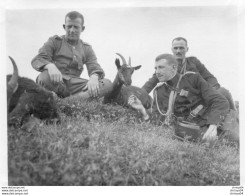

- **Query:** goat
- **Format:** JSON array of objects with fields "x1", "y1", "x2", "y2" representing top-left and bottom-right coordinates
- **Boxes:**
[
  {"x1": 104, "y1": 53, "x2": 152, "y2": 109},
  {"x1": 7, "y1": 56, "x2": 59, "y2": 127}
]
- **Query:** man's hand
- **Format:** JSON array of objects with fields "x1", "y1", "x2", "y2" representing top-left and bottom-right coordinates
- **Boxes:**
[
  {"x1": 86, "y1": 74, "x2": 100, "y2": 97},
  {"x1": 202, "y1": 124, "x2": 218, "y2": 141},
  {"x1": 45, "y1": 63, "x2": 63, "y2": 83},
  {"x1": 128, "y1": 95, "x2": 149, "y2": 120},
  {"x1": 128, "y1": 95, "x2": 144, "y2": 111}
]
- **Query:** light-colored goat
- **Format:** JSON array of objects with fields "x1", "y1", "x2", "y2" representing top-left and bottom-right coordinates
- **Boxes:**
[{"x1": 104, "y1": 53, "x2": 152, "y2": 109}]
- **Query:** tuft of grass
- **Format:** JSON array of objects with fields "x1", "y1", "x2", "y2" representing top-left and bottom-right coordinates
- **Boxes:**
[{"x1": 8, "y1": 98, "x2": 240, "y2": 186}]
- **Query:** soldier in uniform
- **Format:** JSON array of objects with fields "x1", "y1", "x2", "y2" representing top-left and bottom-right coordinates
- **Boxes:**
[
  {"x1": 31, "y1": 11, "x2": 113, "y2": 99},
  {"x1": 129, "y1": 54, "x2": 230, "y2": 142},
  {"x1": 142, "y1": 37, "x2": 235, "y2": 110}
]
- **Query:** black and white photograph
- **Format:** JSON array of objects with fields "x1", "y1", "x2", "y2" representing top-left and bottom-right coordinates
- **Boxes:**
[{"x1": 1, "y1": 0, "x2": 244, "y2": 194}]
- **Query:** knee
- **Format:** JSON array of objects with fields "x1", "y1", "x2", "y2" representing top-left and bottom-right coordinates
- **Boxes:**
[
  {"x1": 217, "y1": 87, "x2": 232, "y2": 98},
  {"x1": 100, "y1": 78, "x2": 113, "y2": 87},
  {"x1": 99, "y1": 78, "x2": 113, "y2": 96},
  {"x1": 217, "y1": 87, "x2": 235, "y2": 109},
  {"x1": 36, "y1": 71, "x2": 69, "y2": 98}
]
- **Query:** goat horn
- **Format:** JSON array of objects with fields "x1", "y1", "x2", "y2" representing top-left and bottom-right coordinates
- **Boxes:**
[
  {"x1": 7, "y1": 56, "x2": 19, "y2": 108},
  {"x1": 8, "y1": 56, "x2": 18, "y2": 90},
  {"x1": 116, "y1": 53, "x2": 127, "y2": 65},
  {"x1": 128, "y1": 57, "x2": 131, "y2": 66}
]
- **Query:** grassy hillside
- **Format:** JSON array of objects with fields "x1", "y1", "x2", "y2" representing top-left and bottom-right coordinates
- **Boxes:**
[{"x1": 8, "y1": 98, "x2": 240, "y2": 186}]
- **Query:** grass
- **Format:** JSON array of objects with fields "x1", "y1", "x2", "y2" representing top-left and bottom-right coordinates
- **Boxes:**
[{"x1": 8, "y1": 98, "x2": 240, "y2": 186}]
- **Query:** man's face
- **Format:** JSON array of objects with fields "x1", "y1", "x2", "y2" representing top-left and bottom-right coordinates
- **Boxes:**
[
  {"x1": 64, "y1": 17, "x2": 84, "y2": 42},
  {"x1": 171, "y1": 39, "x2": 188, "y2": 60},
  {"x1": 155, "y1": 59, "x2": 177, "y2": 82}
]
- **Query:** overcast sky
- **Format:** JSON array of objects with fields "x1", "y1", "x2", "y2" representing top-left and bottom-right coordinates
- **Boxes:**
[
  {"x1": 5, "y1": 6, "x2": 240, "y2": 100},
  {"x1": 1, "y1": 1, "x2": 245, "y2": 190}
]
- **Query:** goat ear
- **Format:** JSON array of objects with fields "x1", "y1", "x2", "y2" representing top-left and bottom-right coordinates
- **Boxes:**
[
  {"x1": 115, "y1": 58, "x2": 121, "y2": 69},
  {"x1": 134, "y1": 65, "x2": 142, "y2": 70}
]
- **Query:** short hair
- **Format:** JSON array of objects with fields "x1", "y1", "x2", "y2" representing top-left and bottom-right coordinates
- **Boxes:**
[
  {"x1": 155, "y1": 54, "x2": 178, "y2": 67},
  {"x1": 172, "y1": 37, "x2": 188, "y2": 46},
  {"x1": 65, "y1": 11, "x2": 84, "y2": 26}
]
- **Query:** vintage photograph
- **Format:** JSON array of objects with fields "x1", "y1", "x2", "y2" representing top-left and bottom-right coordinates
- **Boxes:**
[{"x1": 1, "y1": 0, "x2": 243, "y2": 192}]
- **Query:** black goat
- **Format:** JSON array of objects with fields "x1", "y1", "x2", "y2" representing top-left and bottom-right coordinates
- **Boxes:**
[
  {"x1": 7, "y1": 56, "x2": 59, "y2": 127},
  {"x1": 104, "y1": 53, "x2": 152, "y2": 109}
]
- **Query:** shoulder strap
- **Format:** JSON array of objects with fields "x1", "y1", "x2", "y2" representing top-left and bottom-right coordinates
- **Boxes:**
[
  {"x1": 53, "y1": 35, "x2": 63, "y2": 54},
  {"x1": 166, "y1": 74, "x2": 183, "y2": 120}
]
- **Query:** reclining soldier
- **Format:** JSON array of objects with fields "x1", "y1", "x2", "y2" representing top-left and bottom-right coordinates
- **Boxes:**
[
  {"x1": 142, "y1": 37, "x2": 235, "y2": 110},
  {"x1": 129, "y1": 54, "x2": 231, "y2": 142}
]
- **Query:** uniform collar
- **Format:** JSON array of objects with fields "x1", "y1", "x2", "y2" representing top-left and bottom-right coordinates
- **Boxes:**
[
  {"x1": 166, "y1": 73, "x2": 181, "y2": 88},
  {"x1": 178, "y1": 58, "x2": 187, "y2": 74},
  {"x1": 62, "y1": 35, "x2": 83, "y2": 47},
  {"x1": 178, "y1": 58, "x2": 186, "y2": 65}
]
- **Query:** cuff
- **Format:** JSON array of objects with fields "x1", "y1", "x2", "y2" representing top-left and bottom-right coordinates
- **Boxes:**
[{"x1": 90, "y1": 70, "x2": 105, "y2": 79}]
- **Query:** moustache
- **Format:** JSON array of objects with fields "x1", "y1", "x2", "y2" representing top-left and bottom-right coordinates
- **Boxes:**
[{"x1": 156, "y1": 73, "x2": 164, "y2": 78}]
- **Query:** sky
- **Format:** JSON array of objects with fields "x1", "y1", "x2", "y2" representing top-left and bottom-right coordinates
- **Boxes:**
[
  {"x1": 4, "y1": 6, "x2": 240, "y2": 100},
  {"x1": 1, "y1": 0, "x2": 245, "y2": 191}
]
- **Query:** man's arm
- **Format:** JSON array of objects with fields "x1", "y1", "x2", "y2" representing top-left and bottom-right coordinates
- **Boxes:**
[
  {"x1": 189, "y1": 57, "x2": 220, "y2": 89},
  {"x1": 194, "y1": 73, "x2": 229, "y2": 124},
  {"x1": 31, "y1": 36, "x2": 59, "y2": 72},
  {"x1": 83, "y1": 44, "x2": 105, "y2": 97},
  {"x1": 128, "y1": 95, "x2": 150, "y2": 121},
  {"x1": 31, "y1": 36, "x2": 63, "y2": 83},
  {"x1": 83, "y1": 44, "x2": 105, "y2": 79},
  {"x1": 142, "y1": 73, "x2": 159, "y2": 93}
]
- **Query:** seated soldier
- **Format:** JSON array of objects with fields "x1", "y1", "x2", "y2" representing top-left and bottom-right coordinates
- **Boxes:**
[
  {"x1": 129, "y1": 53, "x2": 231, "y2": 142},
  {"x1": 142, "y1": 37, "x2": 235, "y2": 110},
  {"x1": 31, "y1": 11, "x2": 112, "y2": 99}
]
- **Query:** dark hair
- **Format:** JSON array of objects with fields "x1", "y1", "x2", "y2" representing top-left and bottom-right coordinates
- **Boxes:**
[
  {"x1": 155, "y1": 54, "x2": 178, "y2": 66},
  {"x1": 65, "y1": 11, "x2": 84, "y2": 26},
  {"x1": 172, "y1": 37, "x2": 188, "y2": 45}
]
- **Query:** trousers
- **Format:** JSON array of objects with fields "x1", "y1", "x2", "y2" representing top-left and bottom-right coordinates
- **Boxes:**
[
  {"x1": 36, "y1": 70, "x2": 113, "y2": 98},
  {"x1": 217, "y1": 87, "x2": 235, "y2": 110}
]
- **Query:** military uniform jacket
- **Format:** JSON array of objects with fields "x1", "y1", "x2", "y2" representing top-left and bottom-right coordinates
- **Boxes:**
[
  {"x1": 152, "y1": 72, "x2": 229, "y2": 126},
  {"x1": 31, "y1": 35, "x2": 105, "y2": 80},
  {"x1": 142, "y1": 57, "x2": 220, "y2": 93}
]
